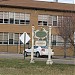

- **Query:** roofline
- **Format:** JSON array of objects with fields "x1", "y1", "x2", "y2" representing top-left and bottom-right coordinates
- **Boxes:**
[{"x1": 0, "y1": 4, "x2": 75, "y2": 13}]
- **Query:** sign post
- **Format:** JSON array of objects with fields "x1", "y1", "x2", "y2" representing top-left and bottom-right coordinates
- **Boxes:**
[
  {"x1": 30, "y1": 26, "x2": 35, "y2": 63},
  {"x1": 46, "y1": 26, "x2": 53, "y2": 64},
  {"x1": 19, "y1": 32, "x2": 30, "y2": 59},
  {"x1": 24, "y1": 32, "x2": 26, "y2": 59}
]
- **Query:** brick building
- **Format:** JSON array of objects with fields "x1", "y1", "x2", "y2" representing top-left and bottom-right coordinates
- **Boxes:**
[{"x1": 0, "y1": 0, "x2": 75, "y2": 56}]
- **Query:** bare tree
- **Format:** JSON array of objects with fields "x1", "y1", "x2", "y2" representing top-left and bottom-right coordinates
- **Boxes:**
[
  {"x1": 68, "y1": 13, "x2": 75, "y2": 56},
  {"x1": 58, "y1": 12, "x2": 75, "y2": 57}
]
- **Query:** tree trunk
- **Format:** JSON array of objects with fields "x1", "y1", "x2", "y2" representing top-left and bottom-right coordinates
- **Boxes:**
[
  {"x1": 64, "y1": 41, "x2": 67, "y2": 58},
  {"x1": 73, "y1": 44, "x2": 75, "y2": 57}
]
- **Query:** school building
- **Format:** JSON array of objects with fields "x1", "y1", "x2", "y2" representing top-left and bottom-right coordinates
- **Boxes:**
[{"x1": 0, "y1": 0, "x2": 75, "y2": 56}]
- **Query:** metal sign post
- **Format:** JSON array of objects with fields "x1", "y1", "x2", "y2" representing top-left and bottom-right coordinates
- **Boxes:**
[{"x1": 19, "y1": 32, "x2": 30, "y2": 59}]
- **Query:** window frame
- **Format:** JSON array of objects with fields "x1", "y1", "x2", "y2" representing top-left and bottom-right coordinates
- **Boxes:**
[{"x1": 0, "y1": 12, "x2": 30, "y2": 25}]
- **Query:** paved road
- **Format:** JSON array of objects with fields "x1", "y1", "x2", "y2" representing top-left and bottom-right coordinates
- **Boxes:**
[{"x1": 0, "y1": 53, "x2": 75, "y2": 65}]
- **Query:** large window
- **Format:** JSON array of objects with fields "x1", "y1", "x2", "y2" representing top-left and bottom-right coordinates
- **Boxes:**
[
  {"x1": 38, "y1": 15, "x2": 58, "y2": 26},
  {"x1": 38, "y1": 15, "x2": 51, "y2": 26},
  {"x1": 0, "y1": 32, "x2": 30, "y2": 45},
  {"x1": 0, "y1": 12, "x2": 30, "y2": 25},
  {"x1": 51, "y1": 35, "x2": 64, "y2": 46},
  {"x1": 51, "y1": 35, "x2": 70, "y2": 46}
]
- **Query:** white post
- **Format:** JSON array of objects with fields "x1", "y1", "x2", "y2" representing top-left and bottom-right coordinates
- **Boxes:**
[
  {"x1": 24, "y1": 32, "x2": 26, "y2": 59},
  {"x1": 30, "y1": 26, "x2": 35, "y2": 63},
  {"x1": 46, "y1": 26, "x2": 53, "y2": 65}
]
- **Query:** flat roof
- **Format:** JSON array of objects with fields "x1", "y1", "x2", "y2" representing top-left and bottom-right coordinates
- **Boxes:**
[{"x1": 0, "y1": 0, "x2": 75, "y2": 12}]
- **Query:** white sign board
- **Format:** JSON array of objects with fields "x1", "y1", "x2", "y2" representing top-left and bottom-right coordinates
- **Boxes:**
[
  {"x1": 35, "y1": 41, "x2": 46, "y2": 46},
  {"x1": 19, "y1": 32, "x2": 30, "y2": 44}
]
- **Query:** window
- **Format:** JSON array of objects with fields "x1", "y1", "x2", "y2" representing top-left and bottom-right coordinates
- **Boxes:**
[
  {"x1": 9, "y1": 12, "x2": 14, "y2": 24},
  {"x1": 52, "y1": 35, "x2": 56, "y2": 45},
  {"x1": 38, "y1": 15, "x2": 48, "y2": 26},
  {"x1": 0, "y1": 12, "x2": 30, "y2": 25},
  {"x1": 25, "y1": 14, "x2": 30, "y2": 24},
  {"x1": 52, "y1": 35, "x2": 64, "y2": 46},
  {"x1": 15, "y1": 13, "x2": 20, "y2": 24},
  {"x1": 52, "y1": 16, "x2": 57, "y2": 26},
  {"x1": 56, "y1": 36, "x2": 64, "y2": 46},
  {"x1": 0, "y1": 32, "x2": 28, "y2": 45},
  {"x1": 0, "y1": 33, "x2": 3, "y2": 44},
  {"x1": 20, "y1": 13, "x2": 25, "y2": 24},
  {"x1": 43, "y1": 15, "x2": 48, "y2": 26},
  {"x1": 38, "y1": 15, "x2": 43, "y2": 25},
  {"x1": 4, "y1": 12, "x2": 9, "y2": 23},
  {"x1": 38, "y1": 15, "x2": 53, "y2": 26},
  {"x1": 48, "y1": 16, "x2": 52, "y2": 26},
  {"x1": 20, "y1": 33, "x2": 23, "y2": 44},
  {"x1": 9, "y1": 33, "x2": 13, "y2": 44},
  {"x1": 14, "y1": 33, "x2": 19, "y2": 44},
  {"x1": 58, "y1": 16, "x2": 63, "y2": 26},
  {"x1": 0, "y1": 12, "x2": 3, "y2": 23},
  {"x1": 3, "y1": 33, "x2": 8, "y2": 44}
]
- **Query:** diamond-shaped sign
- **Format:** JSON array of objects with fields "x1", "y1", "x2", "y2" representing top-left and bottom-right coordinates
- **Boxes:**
[{"x1": 19, "y1": 32, "x2": 30, "y2": 44}]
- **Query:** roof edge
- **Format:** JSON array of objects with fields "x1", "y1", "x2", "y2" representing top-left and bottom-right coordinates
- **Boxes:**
[{"x1": 0, "y1": 4, "x2": 75, "y2": 13}]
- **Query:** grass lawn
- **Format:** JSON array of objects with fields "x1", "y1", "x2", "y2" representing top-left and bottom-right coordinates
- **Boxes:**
[{"x1": 0, "y1": 58, "x2": 74, "y2": 75}]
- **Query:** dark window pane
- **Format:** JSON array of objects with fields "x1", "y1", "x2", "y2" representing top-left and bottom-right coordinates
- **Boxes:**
[
  {"x1": 15, "y1": 20, "x2": 19, "y2": 24},
  {"x1": 38, "y1": 21, "x2": 42, "y2": 25},
  {"x1": 10, "y1": 18, "x2": 14, "y2": 24},
  {"x1": 0, "y1": 19, "x2": 3, "y2": 23},
  {"x1": 20, "y1": 20, "x2": 25, "y2": 24},
  {"x1": 14, "y1": 40, "x2": 19, "y2": 44},
  {"x1": 0, "y1": 42, "x2": 2, "y2": 44},
  {"x1": 3, "y1": 41, "x2": 8, "y2": 44},
  {"x1": 53, "y1": 21, "x2": 57, "y2": 26},
  {"x1": 25, "y1": 20, "x2": 30, "y2": 24},
  {"x1": 52, "y1": 40, "x2": 56, "y2": 45},
  {"x1": 4, "y1": 19, "x2": 9, "y2": 23},
  {"x1": 9, "y1": 39, "x2": 13, "y2": 44},
  {"x1": 43, "y1": 21, "x2": 47, "y2": 25}
]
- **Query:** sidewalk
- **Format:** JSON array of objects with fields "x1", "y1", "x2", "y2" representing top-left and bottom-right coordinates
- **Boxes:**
[{"x1": 53, "y1": 55, "x2": 75, "y2": 60}]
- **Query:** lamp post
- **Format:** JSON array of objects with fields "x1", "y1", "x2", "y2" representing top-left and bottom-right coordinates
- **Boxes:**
[
  {"x1": 30, "y1": 26, "x2": 35, "y2": 63},
  {"x1": 46, "y1": 26, "x2": 53, "y2": 65}
]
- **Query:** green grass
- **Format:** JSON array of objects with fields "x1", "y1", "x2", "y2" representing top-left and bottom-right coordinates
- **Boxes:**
[{"x1": 0, "y1": 59, "x2": 74, "y2": 75}]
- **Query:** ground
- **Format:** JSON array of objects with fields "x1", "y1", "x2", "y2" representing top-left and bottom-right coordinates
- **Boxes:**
[{"x1": 0, "y1": 53, "x2": 74, "y2": 75}]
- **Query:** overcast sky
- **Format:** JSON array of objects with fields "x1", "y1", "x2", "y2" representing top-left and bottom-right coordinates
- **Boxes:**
[{"x1": 36, "y1": 0, "x2": 75, "y2": 4}]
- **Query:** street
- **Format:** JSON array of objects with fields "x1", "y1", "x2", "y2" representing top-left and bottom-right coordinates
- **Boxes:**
[{"x1": 0, "y1": 53, "x2": 75, "y2": 65}]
